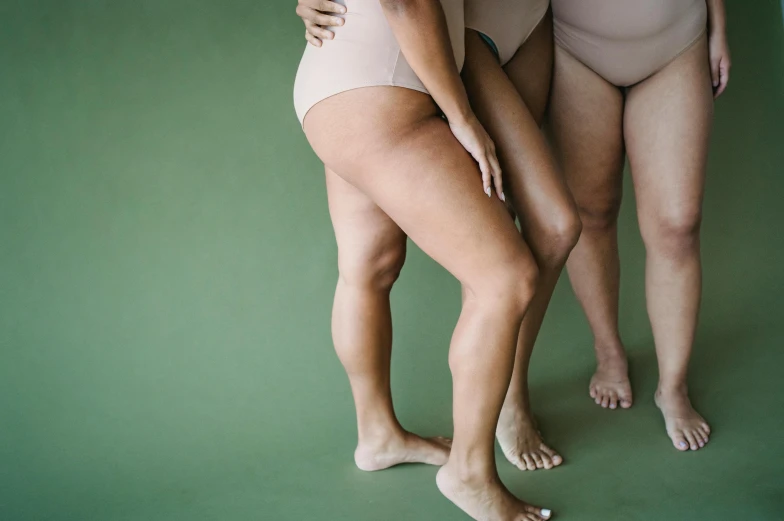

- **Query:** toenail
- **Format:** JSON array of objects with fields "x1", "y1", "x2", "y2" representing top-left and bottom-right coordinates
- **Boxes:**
[
  {"x1": 541, "y1": 508, "x2": 551, "y2": 518},
  {"x1": 679, "y1": 442, "x2": 688, "y2": 448}
]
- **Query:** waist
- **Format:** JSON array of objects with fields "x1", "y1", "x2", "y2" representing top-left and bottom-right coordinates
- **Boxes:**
[{"x1": 552, "y1": 0, "x2": 705, "y2": 41}]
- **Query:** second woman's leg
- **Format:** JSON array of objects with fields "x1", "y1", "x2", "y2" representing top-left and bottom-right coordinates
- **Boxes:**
[
  {"x1": 548, "y1": 45, "x2": 633, "y2": 410},
  {"x1": 306, "y1": 87, "x2": 550, "y2": 521},
  {"x1": 326, "y1": 168, "x2": 452, "y2": 470},
  {"x1": 462, "y1": 19, "x2": 581, "y2": 472}
]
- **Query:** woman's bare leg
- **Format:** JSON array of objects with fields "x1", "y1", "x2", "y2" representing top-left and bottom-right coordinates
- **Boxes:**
[
  {"x1": 326, "y1": 169, "x2": 452, "y2": 470},
  {"x1": 306, "y1": 87, "x2": 550, "y2": 521},
  {"x1": 462, "y1": 17, "x2": 581, "y2": 472},
  {"x1": 548, "y1": 45, "x2": 633, "y2": 410},
  {"x1": 624, "y1": 35, "x2": 713, "y2": 451}
]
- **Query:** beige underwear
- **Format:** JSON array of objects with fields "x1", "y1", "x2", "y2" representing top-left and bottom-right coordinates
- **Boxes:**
[
  {"x1": 465, "y1": 0, "x2": 550, "y2": 66},
  {"x1": 552, "y1": 0, "x2": 707, "y2": 87},
  {"x1": 293, "y1": 0, "x2": 465, "y2": 125}
]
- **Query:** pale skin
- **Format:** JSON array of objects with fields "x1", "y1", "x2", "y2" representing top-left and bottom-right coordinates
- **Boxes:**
[
  {"x1": 300, "y1": 2, "x2": 581, "y2": 471},
  {"x1": 548, "y1": 0, "x2": 731, "y2": 451},
  {"x1": 299, "y1": 0, "x2": 552, "y2": 519}
]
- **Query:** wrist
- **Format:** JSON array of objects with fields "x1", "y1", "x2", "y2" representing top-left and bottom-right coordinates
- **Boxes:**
[
  {"x1": 708, "y1": 16, "x2": 726, "y2": 37},
  {"x1": 445, "y1": 105, "x2": 475, "y2": 126}
]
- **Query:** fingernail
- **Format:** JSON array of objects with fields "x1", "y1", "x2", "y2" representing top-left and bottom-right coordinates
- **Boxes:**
[
  {"x1": 336, "y1": 18, "x2": 344, "y2": 25},
  {"x1": 541, "y1": 508, "x2": 552, "y2": 518},
  {"x1": 485, "y1": 187, "x2": 491, "y2": 197},
  {"x1": 500, "y1": 191, "x2": 506, "y2": 201}
]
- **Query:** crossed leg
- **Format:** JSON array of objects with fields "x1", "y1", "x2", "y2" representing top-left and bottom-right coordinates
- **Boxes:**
[{"x1": 462, "y1": 12, "x2": 581, "y2": 471}]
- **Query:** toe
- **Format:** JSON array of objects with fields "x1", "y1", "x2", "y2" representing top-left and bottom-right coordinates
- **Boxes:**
[
  {"x1": 522, "y1": 454, "x2": 537, "y2": 471},
  {"x1": 672, "y1": 431, "x2": 689, "y2": 451},
  {"x1": 436, "y1": 437, "x2": 453, "y2": 447},
  {"x1": 508, "y1": 454, "x2": 528, "y2": 472},
  {"x1": 702, "y1": 422, "x2": 711, "y2": 435},
  {"x1": 600, "y1": 394, "x2": 610, "y2": 408},
  {"x1": 589, "y1": 385, "x2": 597, "y2": 399},
  {"x1": 540, "y1": 445, "x2": 562, "y2": 467},
  {"x1": 538, "y1": 451, "x2": 554, "y2": 470},
  {"x1": 609, "y1": 391, "x2": 618, "y2": 409},
  {"x1": 697, "y1": 426, "x2": 710, "y2": 443},
  {"x1": 684, "y1": 431, "x2": 699, "y2": 451},
  {"x1": 693, "y1": 430, "x2": 705, "y2": 448},
  {"x1": 620, "y1": 397, "x2": 633, "y2": 409},
  {"x1": 525, "y1": 504, "x2": 551, "y2": 520},
  {"x1": 531, "y1": 452, "x2": 545, "y2": 469}
]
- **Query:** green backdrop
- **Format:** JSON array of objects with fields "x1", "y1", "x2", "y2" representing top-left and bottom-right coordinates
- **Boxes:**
[{"x1": 1, "y1": 1, "x2": 782, "y2": 520}]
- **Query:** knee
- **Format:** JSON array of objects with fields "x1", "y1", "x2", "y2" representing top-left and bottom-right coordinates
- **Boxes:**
[
  {"x1": 576, "y1": 194, "x2": 622, "y2": 232},
  {"x1": 642, "y1": 208, "x2": 702, "y2": 258},
  {"x1": 471, "y1": 252, "x2": 540, "y2": 318},
  {"x1": 337, "y1": 241, "x2": 406, "y2": 291},
  {"x1": 530, "y1": 208, "x2": 582, "y2": 266}
]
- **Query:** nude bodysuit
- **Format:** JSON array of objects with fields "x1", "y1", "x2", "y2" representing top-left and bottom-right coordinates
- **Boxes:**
[
  {"x1": 465, "y1": 0, "x2": 550, "y2": 66},
  {"x1": 552, "y1": 0, "x2": 708, "y2": 86},
  {"x1": 293, "y1": 0, "x2": 465, "y2": 125}
]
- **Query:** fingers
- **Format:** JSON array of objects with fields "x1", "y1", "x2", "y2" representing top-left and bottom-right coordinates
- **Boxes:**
[
  {"x1": 296, "y1": 5, "x2": 345, "y2": 27},
  {"x1": 305, "y1": 31, "x2": 322, "y2": 47},
  {"x1": 478, "y1": 156, "x2": 492, "y2": 197},
  {"x1": 305, "y1": 20, "x2": 335, "y2": 41},
  {"x1": 715, "y1": 60, "x2": 730, "y2": 99},
  {"x1": 710, "y1": 58, "x2": 720, "y2": 91},
  {"x1": 315, "y1": 0, "x2": 346, "y2": 14},
  {"x1": 488, "y1": 147, "x2": 505, "y2": 201}
]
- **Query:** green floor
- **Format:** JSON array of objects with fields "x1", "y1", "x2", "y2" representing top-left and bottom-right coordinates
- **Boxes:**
[{"x1": 1, "y1": 1, "x2": 783, "y2": 520}]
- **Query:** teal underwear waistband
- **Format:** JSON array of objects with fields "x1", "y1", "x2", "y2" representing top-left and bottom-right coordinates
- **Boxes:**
[{"x1": 478, "y1": 32, "x2": 500, "y2": 62}]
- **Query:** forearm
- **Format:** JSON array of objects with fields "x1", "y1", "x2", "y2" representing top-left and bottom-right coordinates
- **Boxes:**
[
  {"x1": 706, "y1": 0, "x2": 727, "y2": 34},
  {"x1": 380, "y1": 0, "x2": 471, "y2": 122}
]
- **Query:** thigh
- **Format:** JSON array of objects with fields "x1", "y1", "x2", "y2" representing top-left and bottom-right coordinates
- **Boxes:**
[
  {"x1": 625, "y1": 34, "x2": 713, "y2": 233},
  {"x1": 305, "y1": 87, "x2": 534, "y2": 289},
  {"x1": 326, "y1": 167, "x2": 407, "y2": 279},
  {"x1": 548, "y1": 45, "x2": 626, "y2": 220},
  {"x1": 502, "y1": 8, "x2": 554, "y2": 126},
  {"x1": 462, "y1": 29, "x2": 576, "y2": 247}
]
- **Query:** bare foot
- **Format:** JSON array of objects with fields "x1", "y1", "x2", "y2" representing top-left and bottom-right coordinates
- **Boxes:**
[
  {"x1": 589, "y1": 348, "x2": 633, "y2": 410},
  {"x1": 496, "y1": 405, "x2": 563, "y2": 471},
  {"x1": 354, "y1": 431, "x2": 452, "y2": 471},
  {"x1": 437, "y1": 463, "x2": 552, "y2": 521},
  {"x1": 655, "y1": 386, "x2": 711, "y2": 452}
]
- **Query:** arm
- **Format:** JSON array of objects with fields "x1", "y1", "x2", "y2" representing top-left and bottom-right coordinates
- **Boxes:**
[
  {"x1": 380, "y1": 0, "x2": 503, "y2": 199},
  {"x1": 706, "y1": 0, "x2": 731, "y2": 98}
]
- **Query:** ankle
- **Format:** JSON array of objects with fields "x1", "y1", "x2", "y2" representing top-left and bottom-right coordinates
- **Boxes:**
[
  {"x1": 656, "y1": 381, "x2": 688, "y2": 397},
  {"x1": 444, "y1": 453, "x2": 497, "y2": 483},
  {"x1": 356, "y1": 417, "x2": 404, "y2": 445},
  {"x1": 500, "y1": 393, "x2": 531, "y2": 419},
  {"x1": 594, "y1": 342, "x2": 627, "y2": 365}
]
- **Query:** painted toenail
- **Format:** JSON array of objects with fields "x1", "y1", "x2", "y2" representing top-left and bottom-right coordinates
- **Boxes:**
[
  {"x1": 541, "y1": 508, "x2": 551, "y2": 518},
  {"x1": 679, "y1": 442, "x2": 688, "y2": 448}
]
